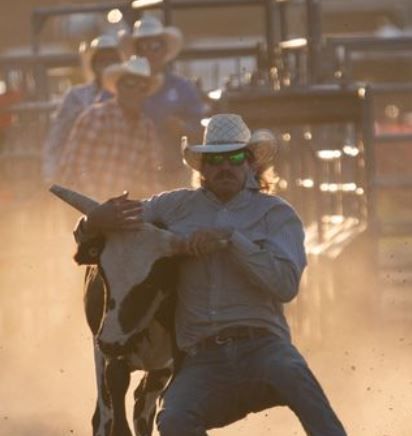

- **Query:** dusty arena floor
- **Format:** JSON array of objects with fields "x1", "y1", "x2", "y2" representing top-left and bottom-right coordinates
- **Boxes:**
[{"x1": 1, "y1": 195, "x2": 411, "y2": 436}]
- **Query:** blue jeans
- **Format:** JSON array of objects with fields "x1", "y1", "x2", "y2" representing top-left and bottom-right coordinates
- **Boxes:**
[{"x1": 157, "y1": 335, "x2": 346, "y2": 436}]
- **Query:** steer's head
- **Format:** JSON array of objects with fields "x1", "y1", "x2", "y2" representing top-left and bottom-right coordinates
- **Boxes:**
[{"x1": 50, "y1": 185, "x2": 178, "y2": 358}]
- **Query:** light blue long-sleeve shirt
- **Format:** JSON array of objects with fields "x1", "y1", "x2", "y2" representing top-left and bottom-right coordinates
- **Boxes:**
[{"x1": 142, "y1": 182, "x2": 307, "y2": 350}]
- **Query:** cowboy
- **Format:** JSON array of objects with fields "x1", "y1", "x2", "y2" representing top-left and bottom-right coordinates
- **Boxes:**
[
  {"x1": 57, "y1": 56, "x2": 162, "y2": 201},
  {"x1": 120, "y1": 15, "x2": 205, "y2": 188},
  {"x1": 42, "y1": 35, "x2": 121, "y2": 182},
  {"x1": 75, "y1": 113, "x2": 347, "y2": 435}
]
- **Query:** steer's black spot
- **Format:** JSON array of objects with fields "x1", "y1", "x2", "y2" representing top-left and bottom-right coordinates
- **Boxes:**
[{"x1": 118, "y1": 257, "x2": 179, "y2": 333}]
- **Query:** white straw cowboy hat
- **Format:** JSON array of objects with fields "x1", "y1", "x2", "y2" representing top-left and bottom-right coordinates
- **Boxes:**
[
  {"x1": 118, "y1": 15, "x2": 183, "y2": 63},
  {"x1": 79, "y1": 35, "x2": 120, "y2": 79},
  {"x1": 102, "y1": 55, "x2": 161, "y2": 95},
  {"x1": 182, "y1": 114, "x2": 278, "y2": 171}
]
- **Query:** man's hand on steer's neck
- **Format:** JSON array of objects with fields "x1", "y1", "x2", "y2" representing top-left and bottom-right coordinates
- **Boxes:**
[{"x1": 85, "y1": 192, "x2": 144, "y2": 234}]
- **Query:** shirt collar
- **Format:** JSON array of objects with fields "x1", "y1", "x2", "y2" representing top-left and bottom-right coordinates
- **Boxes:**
[{"x1": 245, "y1": 172, "x2": 260, "y2": 190}]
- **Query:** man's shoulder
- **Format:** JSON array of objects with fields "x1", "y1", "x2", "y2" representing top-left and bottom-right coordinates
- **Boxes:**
[
  {"x1": 144, "y1": 188, "x2": 199, "y2": 222},
  {"x1": 152, "y1": 187, "x2": 199, "y2": 202},
  {"x1": 149, "y1": 187, "x2": 200, "y2": 210},
  {"x1": 255, "y1": 191, "x2": 292, "y2": 207},
  {"x1": 254, "y1": 192, "x2": 301, "y2": 220}
]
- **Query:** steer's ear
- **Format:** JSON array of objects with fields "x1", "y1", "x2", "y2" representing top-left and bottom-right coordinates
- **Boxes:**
[{"x1": 49, "y1": 184, "x2": 100, "y2": 214}]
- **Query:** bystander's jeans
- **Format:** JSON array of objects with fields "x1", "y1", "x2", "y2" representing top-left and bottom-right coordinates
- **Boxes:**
[{"x1": 157, "y1": 334, "x2": 347, "y2": 436}]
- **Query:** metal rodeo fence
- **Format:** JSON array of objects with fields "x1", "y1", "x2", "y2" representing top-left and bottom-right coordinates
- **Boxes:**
[{"x1": 218, "y1": 84, "x2": 372, "y2": 254}]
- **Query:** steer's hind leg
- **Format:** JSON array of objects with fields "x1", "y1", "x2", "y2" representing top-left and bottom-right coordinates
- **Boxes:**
[
  {"x1": 105, "y1": 357, "x2": 132, "y2": 436},
  {"x1": 85, "y1": 266, "x2": 113, "y2": 436},
  {"x1": 133, "y1": 368, "x2": 172, "y2": 436}
]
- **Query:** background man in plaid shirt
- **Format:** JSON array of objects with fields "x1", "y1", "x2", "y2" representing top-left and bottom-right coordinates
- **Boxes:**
[{"x1": 58, "y1": 56, "x2": 163, "y2": 201}]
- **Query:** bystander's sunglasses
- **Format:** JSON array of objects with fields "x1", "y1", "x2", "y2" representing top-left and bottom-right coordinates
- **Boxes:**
[
  {"x1": 135, "y1": 39, "x2": 165, "y2": 54},
  {"x1": 203, "y1": 150, "x2": 249, "y2": 166},
  {"x1": 118, "y1": 76, "x2": 150, "y2": 92}
]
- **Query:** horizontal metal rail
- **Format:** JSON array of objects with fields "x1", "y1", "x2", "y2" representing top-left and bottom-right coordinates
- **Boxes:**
[
  {"x1": 0, "y1": 53, "x2": 79, "y2": 68},
  {"x1": 0, "y1": 101, "x2": 57, "y2": 114},
  {"x1": 31, "y1": 0, "x2": 277, "y2": 18},
  {"x1": 0, "y1": 47, "x2": 261, "y2": 87},
  {"x1": 369, "y1": 82, "x2": 412, "y2": 94},
  {"x1": 325, "y1": 35, "x2": 412, "y2": 52},
  {"x1": 135, "y1": 0, "x2": 271, "y2": 9},
  {"x1": 0, "y1": 45, "x2": 260, "y2": 68},
  {"x1": 32, "y1": 2, "x2": 130, "y2": 18},
  {"x1": 179, "y1": 44, "x2": 262, "y2": 61}
]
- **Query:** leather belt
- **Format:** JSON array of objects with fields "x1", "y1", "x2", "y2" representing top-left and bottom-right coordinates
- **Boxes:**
[{"x1": 189, "y1": 326, "x2": 270, "y2": 353}]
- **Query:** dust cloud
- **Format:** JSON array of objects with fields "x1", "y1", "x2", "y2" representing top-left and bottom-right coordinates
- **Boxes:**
[{"x1": 0, "y1": 194, "x2": 411, "y2": 436}]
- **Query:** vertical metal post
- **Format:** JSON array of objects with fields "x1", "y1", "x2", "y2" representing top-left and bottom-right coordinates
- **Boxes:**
[
  {"x1": 31, "y1": 13, "x2": 40, "y2": 100},
  {"x1": 359, "y1": 85, "x2": 379, "y2": 273},
  {"x1": 264, "y1": 0, "x2": 276, "y2": 70},
  {"x1": 306, "y1": 0, "x2": 322, "y2": 84},
  {"x1": 313, "y1": 152, "x2": 324, "y2": 243},
  {"x1": 361, "y1": 86, "x2": 377, "y2": 234},
  {"x1": 163, "y1": 0, "x2": 173, "y2": 25},
  {"x1": 277, "y1": 1, "x2": 288, "y2": 42},
  {"x1": 30, "y1": 12, "x2": 49, "y2": 101}
]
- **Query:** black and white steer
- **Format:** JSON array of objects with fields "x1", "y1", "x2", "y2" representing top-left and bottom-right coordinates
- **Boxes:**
[{"x1": 50, "y1": 184, "x2": 180, "y2": 436}]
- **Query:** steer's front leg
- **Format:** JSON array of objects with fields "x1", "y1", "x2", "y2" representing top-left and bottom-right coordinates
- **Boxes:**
[
  {"x1": 105, "y1": 358, "x2": 132, "y2": 436},
  {"x1": 92, "y1": 340, "x2": 113, "y2": 436}
]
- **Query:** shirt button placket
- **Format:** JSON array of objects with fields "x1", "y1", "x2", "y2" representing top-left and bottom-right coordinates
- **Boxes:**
[
  {"x1": 209, "y1": 207, "x2": 229, "y2": 321},
  {"x1": 215, "y1": 208, "x2": 229, "y2": 227}
]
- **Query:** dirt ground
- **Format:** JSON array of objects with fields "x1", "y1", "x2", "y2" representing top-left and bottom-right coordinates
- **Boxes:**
[{"x1": 1, "y1": 195, "x2": 411, "y2": 436}]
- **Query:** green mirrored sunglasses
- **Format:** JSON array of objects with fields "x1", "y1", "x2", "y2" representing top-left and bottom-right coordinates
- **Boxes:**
[{"x1": 203, "y1": 150, "x2": 248, "y2": 166}]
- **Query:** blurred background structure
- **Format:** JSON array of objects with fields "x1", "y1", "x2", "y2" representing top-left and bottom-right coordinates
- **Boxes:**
[{"x1": 1, "y1": 1, "x2": 412, "y2": 435}]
